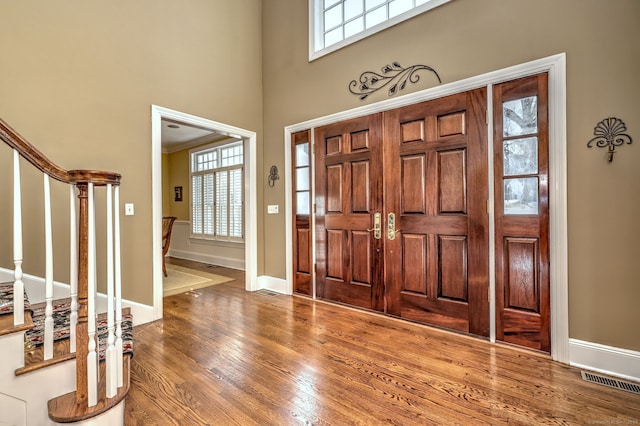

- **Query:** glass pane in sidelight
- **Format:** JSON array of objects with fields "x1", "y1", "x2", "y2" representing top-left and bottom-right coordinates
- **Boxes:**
[
  {"x1": 503, "y1": 137, "x2": 538, "y2": 176},
  {"x1": 504, "y1": 177, "x2": 538, "y2": 215},
  {"x1": 297, "y1": 191, "x2": 311, "y2": 215},
  {"x1": 296, "y1": 167, "x2": 310, "y2": 191},
  {"x1": 296, "y1": 143, "x2": 310, "y2": 167},
  {"x1": 503, "y1": 96, "x2": 538, "y2": 137}
]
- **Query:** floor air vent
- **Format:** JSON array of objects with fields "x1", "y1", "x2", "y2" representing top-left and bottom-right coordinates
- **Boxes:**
[
  {"x1": 581, "y1": 371, "x2": 640, "y2": 395},
  {"x1": 256, "y1": 289, "x2": 279, "y2": 297}
]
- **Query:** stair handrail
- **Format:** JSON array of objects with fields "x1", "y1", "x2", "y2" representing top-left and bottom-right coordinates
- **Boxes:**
[
  {"x1": 0, "y1": 117, "x2": 125, "y2": 413},
  {"x1": 0, "y1": 119, "x2": 121, "y2": 185}
]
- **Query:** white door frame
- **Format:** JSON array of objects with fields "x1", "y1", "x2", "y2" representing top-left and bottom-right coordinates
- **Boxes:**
[
  {"x1": 151, "y1": 105, "x2": 258, "y2": 320},
  {"x1": 284, "y1": 53, "x2": 568, "y2": 363}
]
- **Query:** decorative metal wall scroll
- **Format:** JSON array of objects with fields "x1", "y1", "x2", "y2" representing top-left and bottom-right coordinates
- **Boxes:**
[
  {"x1": 349, "y1": 62, "x2": 441, "y2": 101},
  {"x1": 268, "y1": 165, "x2": 279, "y2": 187},
  {"x1": 587, "y1": 117, "x2": 633, "y2": 163}
]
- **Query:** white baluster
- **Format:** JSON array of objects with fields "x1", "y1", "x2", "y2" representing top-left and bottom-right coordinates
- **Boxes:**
[
  {"x1": 43, "y1": 175, "x2": 54, "y2": 360},
  {"x1": 114, "y1": 185, "x2": 124, "y2": 387},
  {"x1": 69, "y1": 185, "x2": 78, "y2": 353},
  {"x1": 105, "y1": 184, "x2": 117, "y2": 398},
  {"x1": 87, "y1": 183, "x2": 98, "y2": 407},
  {"x1": 13, "y1": 150, "x2": 24, "y2": 326}
]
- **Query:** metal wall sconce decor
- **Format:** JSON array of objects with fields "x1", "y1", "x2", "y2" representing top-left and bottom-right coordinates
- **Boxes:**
[
  {"x1": 268, "y1": 165, "x2": 279, "y2": 187},
  {"x1": 587, "y1": 117, "x2": 633, "y2": 163},
  {"x1": 349, "y1": 62, "x2": 441, "y2": 101}
]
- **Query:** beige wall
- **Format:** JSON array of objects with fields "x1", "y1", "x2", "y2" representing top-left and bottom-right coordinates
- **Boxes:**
[
  {"x1": 0, "y1": 0, "x2": 263, "y2": 305},
  {"x1": 163, "y1": 150, "x2": 191, "y2": 220},
  {"x1": 262, "y1": 0, "x2": 640, "y2": 351}
]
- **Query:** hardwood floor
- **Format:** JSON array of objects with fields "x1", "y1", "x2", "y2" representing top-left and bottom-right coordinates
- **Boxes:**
[{"x1": 125, "y1": 259, "x2": 639, "y2": 425}]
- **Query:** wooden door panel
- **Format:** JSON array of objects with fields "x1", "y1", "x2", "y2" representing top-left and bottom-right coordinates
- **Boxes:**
[
  {"x1": 505, "y1": 237, "x2": 539, "y2": 312},
  {"x1": 351, "y1": 162, "x2": 370, "y2": 212},
  {"x1": 351, "y1": 130, "x2": 370, "y2": 151},
  {"x1": 296, "y1": 228, "x2": 311, "y2": 274},
  {"x1": 401, "y1": 155, "x2": 426, "y2": 214},
  {"x1": 326, "y1": 165, "x2": 343, "y2": 213},
  {"x1": 326, "y1": 136, "x2": 342, "y2": 156},
  {"x1": 438, "y1": 235, "x2": 468, "y2": 302},
  {"x1": 437, "y1": 111, "x2": 466, "y2": 138},
  {"x1": 438, "y1": 149, "x2": 467, "y2": 214},
  {"x1": 401, "y1": 234, "x2": 428, "y2": 295},
  {"x1": 351, "y1": 231, "x2": 372, "y2": 285},
  {"x1": 315, "y1": 113, "x2": 384, "y2": 311},
  {"x1": 386, "y1": 88, "x2": 489, "y2": 336},
  {"x1": 326, "y1": 230, "x2": 345, "y2": 281}
]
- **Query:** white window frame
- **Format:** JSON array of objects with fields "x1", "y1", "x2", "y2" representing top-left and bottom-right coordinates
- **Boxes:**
[
  {"x1": 190, "y1": 139, "x2": 244, "y2": 243},
  {"x1": 309, "y1": 0, "x2": 452, "y2": 61}
]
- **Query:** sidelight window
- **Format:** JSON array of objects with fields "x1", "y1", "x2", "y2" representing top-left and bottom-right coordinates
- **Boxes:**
[{"x1": 501, "y1": 96, "x2": 540, "y2": 215}]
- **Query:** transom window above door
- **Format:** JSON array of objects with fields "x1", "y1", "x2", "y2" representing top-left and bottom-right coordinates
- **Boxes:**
[{"x1": 309, "y1": 0, "x2": 452, "y2": 60}]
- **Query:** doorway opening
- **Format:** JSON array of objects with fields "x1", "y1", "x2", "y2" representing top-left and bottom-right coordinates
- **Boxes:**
[{"x1": 151, "y1": 105, "x2": 258, "y2": 321}]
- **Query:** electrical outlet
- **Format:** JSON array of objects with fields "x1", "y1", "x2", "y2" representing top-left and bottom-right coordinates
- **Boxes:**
[
  {"x1": 125, "y1": 203, "x2": 135, "y2": 216},
  {"x1": 267, "y1": 204, "x2": 279, "y2": 214}
]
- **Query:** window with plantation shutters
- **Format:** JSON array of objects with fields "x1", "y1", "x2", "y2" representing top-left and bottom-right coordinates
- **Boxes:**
[{"x1": 190, "y1": 141, "x2": 244, "y2": 242}]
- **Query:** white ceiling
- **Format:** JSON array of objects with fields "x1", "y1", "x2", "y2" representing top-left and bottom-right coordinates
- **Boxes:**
[{"x1": 161, "y1": 119, "x2": 227, "y2": 154}]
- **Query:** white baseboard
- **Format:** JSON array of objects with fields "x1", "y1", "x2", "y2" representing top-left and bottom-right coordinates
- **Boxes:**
[
  {"x1": 256, "y1": 275, "x2": 289, "y2": 295},
  {"x1": 168, "y1": 249, "x2": 245, "y2": 271},
  {"x1": 570, "y1": 339, "x2": 640, "y2": 382},
  {"x1": 0, "y1": 267, "x2": 154, "y2": 327}
]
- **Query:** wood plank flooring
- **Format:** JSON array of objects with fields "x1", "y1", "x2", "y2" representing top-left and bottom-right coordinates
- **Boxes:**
[{"x1": 125, "y1": 258, "x2": 640, "y2": 425}]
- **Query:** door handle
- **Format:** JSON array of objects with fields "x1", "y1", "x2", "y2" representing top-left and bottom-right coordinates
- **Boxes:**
[
  {"x1": 367, "y1": 212, "x2": 382, "y2": 239},
  {"x1": 387, "y1": 212, "x2": 401, "y2": 240}
]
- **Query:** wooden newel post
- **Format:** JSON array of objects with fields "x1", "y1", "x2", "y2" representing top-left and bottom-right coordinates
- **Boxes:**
[{"x1": 75, "y1": 183, "x2": 89, "y2": 405}]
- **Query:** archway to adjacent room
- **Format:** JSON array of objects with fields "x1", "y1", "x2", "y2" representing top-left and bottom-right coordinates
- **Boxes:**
[{"x1": 151, "y1": 105, "x2": 258, "y2": 320}]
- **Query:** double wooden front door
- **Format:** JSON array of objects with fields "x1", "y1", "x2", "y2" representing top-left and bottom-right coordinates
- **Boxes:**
[{"x1": 315, "y1": 89, "x2": 490, "y2": 336}]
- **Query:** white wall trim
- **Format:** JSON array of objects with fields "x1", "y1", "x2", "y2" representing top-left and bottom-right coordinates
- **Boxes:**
[
  {"x1": 570, "y1": 339, "x2": 640, "y2": 383},
  {"x1": 257, "y1": 275, "x2": 288, "y2": 295},
  {"x1": 167, "y1": 251, "x2": 245, "y2": 271},
  {"x1": 151, "y1": 105, "x2": 259, "y2": 321},
  {"x1": 167, "y1": 220, "x2": 245, "y2": 270},
  {"x1": 284, "y1": 53, "x2": 569, "y2": 362}
]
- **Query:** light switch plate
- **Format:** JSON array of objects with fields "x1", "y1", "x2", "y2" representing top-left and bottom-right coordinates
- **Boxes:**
[
  {"x1": 267, "y1": 204, "x2": 279, "y2": 214},
  {"x1": 125, "y1": 203, "x2": 134, "y2": 216}
]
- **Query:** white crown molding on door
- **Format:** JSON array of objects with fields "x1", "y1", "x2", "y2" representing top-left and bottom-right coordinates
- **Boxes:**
[{"x1": 284, "y1": 53, "x2": 568, "y2": 363}]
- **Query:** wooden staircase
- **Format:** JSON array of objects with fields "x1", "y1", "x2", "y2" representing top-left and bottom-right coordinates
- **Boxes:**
[{"x1": 0, "y1": 118, "x2": 131, "y2": 425}]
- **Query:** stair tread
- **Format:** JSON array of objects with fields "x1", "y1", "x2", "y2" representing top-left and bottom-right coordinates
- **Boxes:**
[
  {"x1": 48, "y1": 354, "x2": 131, "y2": 423},
  {"x1": 0, "y1": 310, "x2": 34, "y2": 337},
  {"x1": 16, "y1": 306, "x2": 132, "y2": 376},
  {"x1": 16, "y1": 338, "x2": 75, "y2": 375}
]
